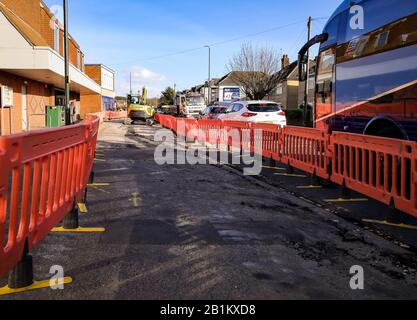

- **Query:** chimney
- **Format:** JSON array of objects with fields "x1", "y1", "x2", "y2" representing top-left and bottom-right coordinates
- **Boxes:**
[{"x1": 281, "y1": 54, "x2": 290, "y2": 69}]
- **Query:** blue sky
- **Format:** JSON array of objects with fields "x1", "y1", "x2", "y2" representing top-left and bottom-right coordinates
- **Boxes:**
[{"x1": 44, "y1": 0, "x2": 339, "y2": 97}]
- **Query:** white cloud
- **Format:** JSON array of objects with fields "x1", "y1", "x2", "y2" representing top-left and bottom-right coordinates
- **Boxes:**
[
  {"x1": 130, "y1": 66, "x2": 167, "y2": 83},
  {"x1": 117, "y1": 66, "x2": 168, "y2": 97}
]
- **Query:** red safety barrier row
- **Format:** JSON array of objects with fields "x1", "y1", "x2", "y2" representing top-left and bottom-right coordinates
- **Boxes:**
[
  {"x1": 155, "y1": 114, "x2": 417, "y2": 219},
  {"x1": 86, "y1": 111, "x2": 127, "y2": 124},
  {"x1": 0, "y1": 115, "x2": 100, "y2": 279},
  {"x1": 281, "y1": 126, "x2": 330, "y2": 179},
  {"x1": 330, "y1": 132, "x2": 417, "y2": 218},
  {"x1": 106, "y1": 111, "x2": 127, "y2": 120}
]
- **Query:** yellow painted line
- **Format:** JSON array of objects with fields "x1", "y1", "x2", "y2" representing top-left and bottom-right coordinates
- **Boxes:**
[
  {"x1": 95, "y1": 168, "x2": 129, "y2": 173},
  {"x1": 94, "y1": 158, "x2": 106, "y2": 162},
  {"x1": 274, "y1": 173, "x2": 307, "y2": 178},
  {"x1": 130, "y1": 193, "x2": 142, "y2": 207},
  {"x1": 297, "y1": 185, "x2": 323, "y2": 189},
  {"x1": 262, "y1": 166, "x2": 286, "y2": 171},
  {"x1": 362, "y1": 219, "x2": 417, "y2": 231},
  {"x1": 324, "y1": 198, "x2": 368, "y2": 203},
  {"x1": 87, "y1": 183, "x2": 110, "y2": 187},
  {"x1": 89, "y1": 186, "x2": 111, "y2": 194},
  {"x1": 77, "y1": 203, "x2": 88, "y2": 214},
  {"x1": 0, "y1": 277, "x2": 72, "y2": 296},
  {"x1": 51, "y1": 227, "x2": 106, "y2": 233}
]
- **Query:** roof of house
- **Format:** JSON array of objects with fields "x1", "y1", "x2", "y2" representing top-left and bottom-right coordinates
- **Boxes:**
[
  {"x1": 0, "y1": 2, "x2": 48, "y2": 46},
  {"x1": 275, "y1": 59, "x2": 316, "y2": 82},
  {"x1": 0, "y1": 1, "x2": 81, "y2": 49},
  {"x1": 276, "y1": 61, "x2": 298, "y2": 81},
  {"x1": 218, "y1": 71, "x2": 264, "y2": 86}
]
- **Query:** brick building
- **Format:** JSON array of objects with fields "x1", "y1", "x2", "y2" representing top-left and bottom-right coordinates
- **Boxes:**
[
  {"x1": 0, "y1": 0, "x2": 101, "y2": 135},
  {"x1": 81, "y1": 64, "x2": 116, "y2": 118}
]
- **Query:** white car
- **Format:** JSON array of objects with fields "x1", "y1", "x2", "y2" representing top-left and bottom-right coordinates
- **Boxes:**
[{"x1": 218, "y1": 100, "x2": 287, "y2": 127}]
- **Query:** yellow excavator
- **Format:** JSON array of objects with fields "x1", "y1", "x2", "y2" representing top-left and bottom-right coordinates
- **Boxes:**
[{"x1": 127, "y1": 86, "x2": 155, "y2": 124}]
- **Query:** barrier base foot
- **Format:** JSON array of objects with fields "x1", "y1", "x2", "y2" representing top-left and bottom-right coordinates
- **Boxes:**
[
  {"x1": 77, "y1": 203, "x2": 88, "y2": 214},
  {"x1": 0, "y1": 277, "x2": 72, "y2": 296},
  {"x1": 51, "y1": 227, "x2": 106, "y2": 233},
  {"x1": 385, "y1": 207, "x2": 403, "y2": 225},
  {"x1": 62, "y1": 208, "x2": 79, "y2": 230},
  {"x1": 8, "y1": 254, "x2": 33, "y2": 289}
]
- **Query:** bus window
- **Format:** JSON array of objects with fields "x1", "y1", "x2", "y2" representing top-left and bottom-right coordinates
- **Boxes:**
[
  {"x1": 315, "y1": 47, "x2": 335, "y2": 121},
  {"x1": 339, "y1": 0, "x2": 417, "y2": 44}
]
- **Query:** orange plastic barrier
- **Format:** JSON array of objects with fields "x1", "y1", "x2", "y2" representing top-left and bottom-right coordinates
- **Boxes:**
[
  {"x1": 251, "y1": 123, "x2": 281, "y2": 161},
  {"x1": 106, "y1": 111, "x2": 127, "y2": 120},
  {"x1": 0, "y1": 116, "x2": 99, "y2": 279},
  {"x1": 330, "y1": 132, "x2": 417, "y2": 218},
  {"x1": 175, "y1": 119, "x2": 198, "y2": 141},
  {"x1": 221, "y1": 120, "x2": 252, "y2": 151},
  {"x1": 281, "y1": 126, "x2": 330, "y2": 179},
  {"x1": 153, "y1": 114, "x2": 417, "y2": 218},
  {"x1": 198, "y1": 119, "x2": 223, "y2": 147}
]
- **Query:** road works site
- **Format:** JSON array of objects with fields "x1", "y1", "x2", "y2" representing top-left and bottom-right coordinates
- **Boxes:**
[{"x1": 2, "y1": 118, "x2": 417, "y2": 300}]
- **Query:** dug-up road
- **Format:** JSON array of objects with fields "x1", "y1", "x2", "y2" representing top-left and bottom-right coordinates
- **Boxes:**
[{"x1": 3, "y1": 120, "x2": 417, "y2": 300}]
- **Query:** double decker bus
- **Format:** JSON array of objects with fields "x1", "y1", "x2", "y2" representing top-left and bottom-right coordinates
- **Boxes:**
[{"x1": 299, "y1": 0, "x2": 417, "y2": 140}]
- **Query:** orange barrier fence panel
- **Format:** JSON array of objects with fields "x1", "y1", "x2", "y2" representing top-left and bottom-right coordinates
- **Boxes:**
[
  {"x1": 221, "y1": 120, "x2": 252, "y2": 151},
  {"x1": 175, "y1": 119, "x2": 198, "y2": 140},
  {"x1": 251, "y1": 123, "x2": 281, "y2": 161},
  {"x1": 0, "y1": 116, "x2": 99, "y2": 279},
  {"x1": 281, "y1": 126, "x2": 330, "y2": 179},
  {"x1": 330, "y1": 132, "x2": 417, "y2": 218},
  {"x1": 197, "y1": 120, "x2": 222, "y2": 146}
]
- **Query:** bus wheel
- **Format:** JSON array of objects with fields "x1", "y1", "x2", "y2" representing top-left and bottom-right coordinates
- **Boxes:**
[{"x1": 372, "y1": 126, "x2": 404, "y2": 140}]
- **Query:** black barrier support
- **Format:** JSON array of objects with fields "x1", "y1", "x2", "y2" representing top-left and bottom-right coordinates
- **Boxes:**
[
  {"x1": 8, "y1": 239, "x2": 34, "y2": 289},
  {"x1": 62, "y1": 202, "x2": 80, "y2": 230}
]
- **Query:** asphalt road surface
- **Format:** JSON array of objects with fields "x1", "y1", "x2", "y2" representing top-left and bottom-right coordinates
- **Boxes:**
[{"x1": 2, "y1": 120, "x2": 417, "y2": 300}]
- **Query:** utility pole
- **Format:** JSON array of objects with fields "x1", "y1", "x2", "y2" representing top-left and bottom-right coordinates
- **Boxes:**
[
  {"x1": 204, "y1": 45, "x2": 211, "y2": 105},
  {"x1": 303, "y1": 16, "x2": 312, "y2": 127},
  {"x1": 130, "y1": 72, "x2": 132, "y2": 94},
  {"x1": 63, "y1": 0, "x2": 71, "y2": 125}
]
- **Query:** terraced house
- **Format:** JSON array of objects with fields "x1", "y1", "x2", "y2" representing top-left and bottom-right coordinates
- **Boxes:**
[{"x1": 0, "y1": 0, "x2": 102, "y2": 135}]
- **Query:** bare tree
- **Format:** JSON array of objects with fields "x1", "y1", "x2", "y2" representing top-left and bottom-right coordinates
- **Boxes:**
[{"x1": 228, "y1": 43, "x2": 282, "y2": 100}]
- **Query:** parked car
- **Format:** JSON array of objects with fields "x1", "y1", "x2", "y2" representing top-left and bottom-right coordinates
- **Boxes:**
[
  {"x1": 219, "y1": 101, "x2": 287, "y2": 127},
  {"x1": 199, "y1": 104, "x2": 229, "y2": 120}
]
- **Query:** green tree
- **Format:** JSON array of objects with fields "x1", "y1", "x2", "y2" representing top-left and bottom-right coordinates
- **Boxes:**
[{"x1": 160, "y1": 87, "x2": 176, "y2": 106}]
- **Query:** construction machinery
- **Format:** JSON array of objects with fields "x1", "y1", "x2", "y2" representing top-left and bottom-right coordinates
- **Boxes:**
[
  {"x1": 127, "y1": 86, "x2": 156, "y2": 124},
  {"x1": 176, "y1": 92, "x2": 206, "y2": 118}
]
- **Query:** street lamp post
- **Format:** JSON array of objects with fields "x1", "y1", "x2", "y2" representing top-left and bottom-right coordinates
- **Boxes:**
[
  {"x1": 63, "y1": 0, "x2": 71, "y2": 125},
  {"x1": 204, "y1": 45, "x2": 211, "y2": 105}
]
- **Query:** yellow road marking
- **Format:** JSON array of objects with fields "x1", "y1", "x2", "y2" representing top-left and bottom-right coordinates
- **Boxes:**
[
  {"x1": 0, "y1": 277, "x2": 72, "y2": 296},
  {"x1": 95, "y1": 168, "x2": 129, "y2": 173},
  {"x1": 297, "y1": 185, "x2": 323, "y2": 189},
  {"x1": 362, "y1": 219, "x2": 417, "y2": 230},
  {"x1": 130, "y1": 193, "x2": 142, "y2": 207},
  {"x1": 77, "y1": 203, "x2": 88, "y2": 214},
  {"x1": 262, "y1": 166, "x2": 286, "y2": 170},
  {"x1": 94, "y1": 158, "x2": 106, "y2": 162},
  {"x1": 324, "y1": 198, "x2": 368, "y2": 203},
  {"x1": 51, "y1": 227, "x2": 106, "y2": 233},
  {"x1": 90, "y1": 186, "x2": 111, "y2": 194},
  {"x1": 87, "y1": 183, "x2": 110, "y2": 187},
  {"x1": 274, "y1": 173, "x2": 307, "y2": 178}
]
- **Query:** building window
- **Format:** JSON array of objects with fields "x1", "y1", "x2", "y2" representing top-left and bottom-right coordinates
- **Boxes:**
[
  {"x1": 54, "y1": 23, "x2": 60, "y2": 52},
  {"x1": 276, "y1": 84, "x2": 283, "y2": 95},
  {"x1": 77, "y1": 50, "x2": 81, "y2": 69}
]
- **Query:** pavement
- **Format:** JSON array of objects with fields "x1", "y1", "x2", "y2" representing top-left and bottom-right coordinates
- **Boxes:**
[{"x1": 2, "y1": 119, "x2": 417, "y2": 300}]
